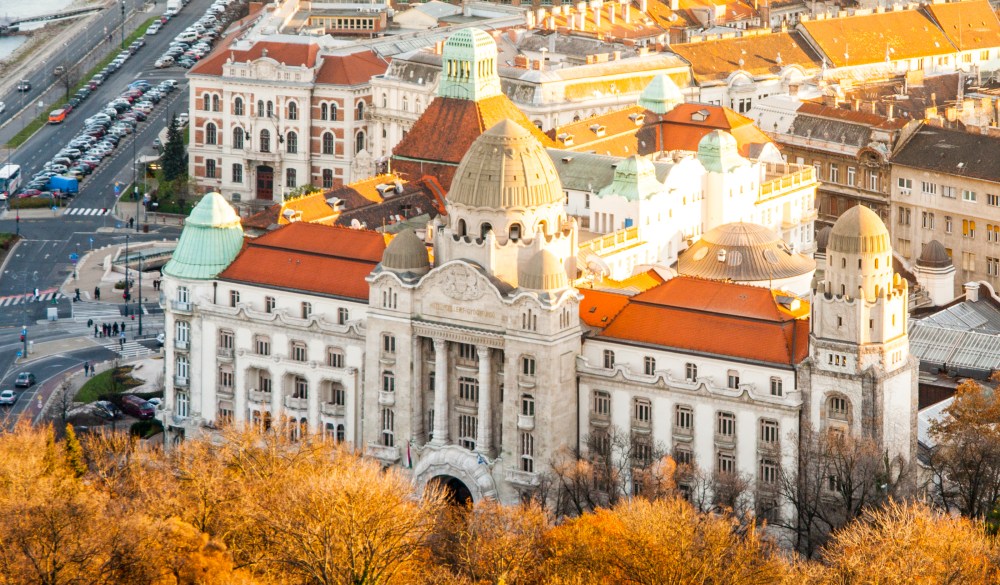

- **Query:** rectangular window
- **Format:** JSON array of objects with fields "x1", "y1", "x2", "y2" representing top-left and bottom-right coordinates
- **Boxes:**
[
  {"x1": 286, "y1": 168, "x2": 297, "y2": 189},
  {"x1": 301, "y1": 302, "x2": 312, "y2": 319},
  {"x1": 717, "y1": 451, "x2": 736, "y2": 475},
  {"x1": 205, "y1": 159, "x2": 216, "y2": 179},
  {"x1": 458, "y1": 343, "x2": 476, "y2": 361},
  {"x1": 458, "y1": 414, "x2": 477, "y2": 450},
  {"x1": 603, "y1": 349, "x2": 615, "y2": 369},
  {"x1": 921, "y1": 181, "x2": 936, "y2": 195},
  {"x1": 717, "y1": 411, "x2": 736, "y2": 438},
  {"x1": 380, "y1": 408, "x2": 394, "y2": 447},
  {"x1": 945, "y1": 216, "x2": 953, "y2": 234},
  {"x1": 988, "y1": 193, "x2": 1000, "y2": 207},
  {"x1": 633, "y1": 398, "x2": 651, "y2": 423},
  {"x1": 229, "y1": 290, "x2": 240, "y2": 307},
  {"x1": 593, "y1": 390, "x2": 611, "y2": 416},
  {"x1": 643, "y1": 356, "x2": 656, "y2": 376},
  {"x1": 264, "y1": 296, "x2": 275, "y2": 313},
  {"x1": 522, "y1": 356, "x2": 536, "y2": 377},
  {"x1": 258, "y1": 371, "x2": 272, "y2": 393},
  {"x1": 382, "y1": 334, "x2": 396, "y2": 354},
  {"x1": 232, "y1": 163, "x2": 243, "y2": 183},
  {"x1": 727, "y1": 370, "x2": 740, "y2": 389},
  {"x1": 338, "y1": 307, "x2": 349, "y2": 324},
  {"x1": 759, "y1": 457, "x2": 778, "y2": 484},
  {"x1": 963, "y1": 251, "x2": 976, "y2": 271},
  {"x1": 291, "y1": 341, "x2": 307, "y2": 362},
  {"x1": 254, "y1": 335, "x2": 270, "y2": 356},
  {"x1": 326, "y1": 347, "x2": 344, "y2": 368},
  {"x1": 218, "y1": 368, "x2": 233, "y2": 388},
  {"x1": 897, "y1": 207, "x2": 911, "y2": 226},
  {"x1": 897, "y1": 177, "x2": 912, "y2": 194},
  {"x1": 942, "y1": 185, "x2": 956, "y2": 199},
  {"x1": 684, "y1": 362, "x2": 697, "y2": 382},
  {"x1": 770, "y1": 377, "x2": 783, "y2": 396},
  {"x1": 829, "y1": 164, "x2": 839, "y2": 183},
  {"x1": 673, "y1": 445, "x2": 693, "y2": 466},
  {"x1": 520, "y1": 432, "x2": 534, "y2": 472},
  {"x1": 964, "y1": 189, "x2": 977, "y2": 202},
  {"x1": 847, "y1": 166, "x2": 856, "y2": 186},
  {"x1": 922, "y1": 211, "x2": 935, "y2": 229},
  {"x1": 458, "y1": 377, "x2": 479, "y2": 403},
  {"x1": 988, "y1": 257, "x2": 1000, "y2": 277},
  {"x1": 382, "y1": 371, "x2": 395, "y2": 393},
  {"x1": 760, "y1": 418, "x2": 779, "y2": 445},
  {"x1": 675, "y1": 405, "x2": 693, "y2": 431},
  {"x1": 521, "y1": 394, "x2": 535, "y2": 416},
  {"x1": 219, "y1": 330, "x2": 234, "y2": 349}
]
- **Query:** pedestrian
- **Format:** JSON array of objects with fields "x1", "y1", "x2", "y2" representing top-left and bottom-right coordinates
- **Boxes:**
[
  {"x1": 94, "y1": 286, "x2": 100, "y2": 300},
  {"x1": 120, "y1": 320, "x2": 126, "y2": 332},
  {"x1": 83, "y1": 362, "x2": 89, "y2": 377},
  {"x1": 94, "y1": 324, "x2": 98, "y2": 337},
  {"x1": 112, "y1": 323, "x2": 118, "y2": 335}
]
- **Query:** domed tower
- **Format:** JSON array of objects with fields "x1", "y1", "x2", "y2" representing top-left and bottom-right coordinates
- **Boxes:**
[
  {"x1": 436, "y1": 119, "x2": 577, "y2": 287},
  {"x1": 699, "y1": 130, "x2": 758, "y2": 228},
  {"x1": 438, "y1": 28, "x2": 502, "y2": 101},
  {"x1": 803, "y1": 205, "x2": 916, "y2": 466},
  {"x1": 380, "y1": 229, "x2": 431, "y2": 280},
  {"x1": 637, "y1": 74, "x2": 684, "y2": 114},
  {"x1": 913, "y1": 240, "x2": 956, "y2": 306}
]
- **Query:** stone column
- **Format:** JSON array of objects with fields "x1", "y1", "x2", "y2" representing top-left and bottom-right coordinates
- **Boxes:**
[
  {"x1": 412, "y1": 337, "x2": 425, "y2": 443},
  {"x1": 271, "y1": 374, "x2": 283, "y2": 425},
  {"x1": 234, "y1": 367, "x2": 247, "y2": 426},
  {"x1": 431, "y1": 338, "x2": 449, "y2": 445},
  {"x1": 476, "y1": 345, "x2": 492, "y2": 455},
  {"x1": 307, "y1": 376, "x2": 320, "y2": 434}
]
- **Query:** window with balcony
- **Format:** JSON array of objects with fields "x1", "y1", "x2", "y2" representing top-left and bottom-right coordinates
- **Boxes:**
[
  {"x1": 593, "y1": 390, "x2": 611, "y2": 416},
  {"x1": 521, "y1": 356, "x2": 536, "y2": 377},
  {"x1": 644, "y1": 356, "x2": 656, "y2": 376},
  {"x1": 382, "y1": 371, "x2": 395, "y2": 393},
  {"x1": 760, "y1": 418, "x2": 779, "y2": 446},
  {"x1": 521, "y1": 394, "x2": 535, "y2": 417},
  {"x1": 717, "y1": 411, "x2": 736, "y2": 439},
  {"x1": 684, "y1": 362, "x2": 697, "y2": 382},
  {"x1": 254, "y1": 335, "x2": 271, "y2": 356},
  {"x1": 326, "y1": 347, "x2": 344, "y2": 368},
  {"x1": 458, "y1": 414, "x2": 477, "y2": 450},
  {"x1": 265, "y1": 296, "x2": 276, "y2": 314},
  {"x1": 293, "y1": 376, "x2": 308, "y2": 399},
  {"x1": 229, "y1": 290, "x2": 240, "y2": 307},
  {"x1": 633, "y1": 398, "x2": 651, "y2": 425},
  {"x1": 382, "y1": 333, "x2": 396, "y2": 354},
  {"x1": 380, "y1": 408, "x2": 394, "y2": 447},
  {"x1": 675, "y1": 405, "x2": 693, "y2": 432},
  {"x1": 458, "y1": 377, "x2": 478, "y2": 403},
  {"x1": 520, "y1": 432, "x2": 534, "y2": 472},
  {"x1": 291, "y1": 341, "x2": 307, "y2": 362},
  {"x1": 258, "y1": 371, "x2": 272, "y2": 393},
  {"x1": 328, "y1": 382, "x2": 346, "y2": 406},
  {"x1": 770, "y1": 377, "x2": 783, "y2": 396},
  {"x1": 177, "y1": 286, "x2": 189, "y2": 304},
  {"x1": 603, "y1": 349, "x2": 615, "y2": 369},
  {"x1": 219, "y1": 329, "x2": 234, "y2": 350}
]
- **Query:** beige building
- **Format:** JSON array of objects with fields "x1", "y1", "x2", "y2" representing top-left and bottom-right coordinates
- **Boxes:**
[{"x1": 890, "y1": 124, "x2": 1000, "y2": 296}]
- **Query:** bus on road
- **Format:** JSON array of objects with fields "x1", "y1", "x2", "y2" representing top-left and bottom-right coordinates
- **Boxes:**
[{"x1": 0, "y1": 165, "x2": 21, "y2": 198}]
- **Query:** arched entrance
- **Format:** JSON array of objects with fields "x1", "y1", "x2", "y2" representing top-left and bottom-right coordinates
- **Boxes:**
[
  {"x1": 256, "y1": 165, "x2": 274, "y2": 200},
  {"x1": 431, "y1": 475, "x2": 473, "y2": 505},
  {"x1": 412, "y1": 444, "x2": 499, "y2": 503}
]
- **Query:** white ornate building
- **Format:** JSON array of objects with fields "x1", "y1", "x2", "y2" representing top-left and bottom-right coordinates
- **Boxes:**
[{"x1": 160, "y1": 120, "x2": 916, "y2": 513}]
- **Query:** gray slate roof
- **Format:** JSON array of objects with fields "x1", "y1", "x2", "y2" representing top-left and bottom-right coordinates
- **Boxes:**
[
  {"x1": 908, "y1": 297, "x2": 1000, "y2": 374},
  {"x1": 893, "y1": 125, "x2": 1000, "y2": 184}
]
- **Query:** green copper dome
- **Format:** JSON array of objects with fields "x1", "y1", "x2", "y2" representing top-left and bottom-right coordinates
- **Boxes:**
[
  {"x1": 638, "y1": 74, "x2": 683, "y2": 114},
  {"x1": 698, "y1": 130, "x2": 747, "y2": 174},
  {"x1": 438, "y1": 28, "x2": 502, "y2": 101},
  {"x1": 163, "y1": 193, "x2": 244, "y2": 280},
  {"x1": 598, "y1": 155, "x2": 661, "y2": 202}
]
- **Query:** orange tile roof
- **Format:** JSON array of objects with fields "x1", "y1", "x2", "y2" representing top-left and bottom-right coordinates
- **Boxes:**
[
  {"x1": 219, "y1": 223, "x2": 386, "y2": 299},
  {"x1": 641, "y1": 103, "x2": 773, "y2": 156},
  {"x1": 192, "y1": 39, "x2": 321, "y2": 77},
  {"x1": 799, "y1": 9, "x2": 954, "y2": 68},
  {"x1": 598, "y1": 277, "x2": 809, "y2": 365},
  {"x1": 391, "y1": 94, "x2": 555, "y2": 189},
  {"x1": 924, "y1": 0, "x2": 1000, "y2": 52},
  {"x1": 315, "y1": 50, "x2": 389, "y2": 85},
  {"x1": 242, "y1": 204, "x2": 281, "y2": 230},
  {"x1": 548, "y1": 105, "x2": 647, "y2": 156},
  {"x1": 277, "y1": 192, "x2": 338, "y2": 225},
  {"x1": 579, "y1": 289, "x2": 632, "y2": 328},
  {"x1": 796, "y1": 101, "x2": 908, "y2": 130},
  {"x1": 670, "y1": 31, "x2": 822, "y2": 83}
]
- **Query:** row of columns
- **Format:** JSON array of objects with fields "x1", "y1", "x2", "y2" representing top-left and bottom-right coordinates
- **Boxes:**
[
  {"x1": 229, "y1": 367, "x2": 357, "y2": 434},
  {"x1": 427, "y1": 337, "x2": 494, "y2": 455}
]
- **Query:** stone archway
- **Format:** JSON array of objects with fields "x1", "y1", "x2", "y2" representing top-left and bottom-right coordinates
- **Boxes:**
[
  {"x1": 413, "y1": 444, "x2": 498, "y2": 502},
  {"x1": 431, "y1": 475, "x2": 474, "y2": 505}
]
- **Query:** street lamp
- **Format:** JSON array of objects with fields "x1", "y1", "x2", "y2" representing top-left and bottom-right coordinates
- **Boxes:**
[{"x1": 120, "y1": 1, "x2": 126, "y2": 51}]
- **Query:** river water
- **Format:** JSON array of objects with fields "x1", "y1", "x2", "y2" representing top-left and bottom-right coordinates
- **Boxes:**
[{"x1": 0, "y1": 0, "x2": 79, "y2": 60}]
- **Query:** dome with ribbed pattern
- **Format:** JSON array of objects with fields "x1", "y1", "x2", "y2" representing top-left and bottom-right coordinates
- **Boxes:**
[
  {"x1": 828, "y1": 205, "x2": 890, "y2": 256},
  {"x1": 447, "y1": 119, "x2": 564, "y2": 210},
  {"x1": 382, "y1": 228, "x2": 430, "y2": 274},
  {"x1": 519, "y1": 249, "x2": 568, "y2": 291},
  {"x1": 163, "y1": 193, "x2": 244, "y2": 280}
]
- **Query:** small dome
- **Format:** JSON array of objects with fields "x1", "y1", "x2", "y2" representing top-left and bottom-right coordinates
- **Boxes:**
[
  {"x1": 815, "y1": 225, "x2": 832, "y2": 253},
  {"x1": 698, "y1": 130, "x2": 746, "y2": 173},
  {"x1": 597, "y1": 155, "x2": 661, "y2": 201},
  {"x1": 448, "y1": 119, "x2": 564, "y2": 210},
  {"x1": 164, "y1": 193, "x2": 244, "y2": 280},
  {"x1": 519, "y1": 249, "x2": 568, "y2": 291},
  {"x1": 828, "y1": 205, "x2": 890, "y2": 255},
  {"x1": 679, "y1": 222, "x2": 815, "y2": 282},
  {"x1": 638, "y1": 74, "x2": 684, "y2": 114},
  {"x1": 917, "y1": 240, "x2": 953, "y2": 269},
  {"x1": 382, "y1": 228, "x2": 430, "y2": 274}
]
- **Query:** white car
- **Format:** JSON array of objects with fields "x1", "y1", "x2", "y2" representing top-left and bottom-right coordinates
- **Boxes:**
[
  {"x1": 177, "y1": 112, "x2": 189, "y2": 126},
  {"x1": 0, "y1": 102, "x2": 5, "y2": 116},
  {"x1": 0, "y1": 390, "x2": 15, "y2": 406}
]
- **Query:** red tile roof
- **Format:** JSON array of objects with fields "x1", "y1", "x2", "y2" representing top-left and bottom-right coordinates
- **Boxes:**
[
  {"x1": 924, "y1": 0, "x2": 1000, "y2": 51},
  {"x1": 598, "y1": 277, "x2": 810, "y2": 366},
  {"x1": 315, "y1": 50, "x2": 388, "y2": 85},
  {"x1": 579, "y1": 289, "x2": 632, "y2": 328},
  {"x1": 671, "y1": 32, "x2": 821, "y2": 83},
  {"x1": 799, "y1": 9, "x2": 953, "y2": 68},
  {"x1": 192, "y1": 38, "x2": 321, "y2": 77},
  {"x1": 390, "y1": 94, "x2": 555, "y2": 190},
  {"x1": 796, "y1": 101, "x2": 908, "y2": 130},
  {"x1": 219, "y1": 223, "x2": 386, "y2": 299},
  {"x1": 639, "y1": 103, "x2": 773, "y2": 156}
]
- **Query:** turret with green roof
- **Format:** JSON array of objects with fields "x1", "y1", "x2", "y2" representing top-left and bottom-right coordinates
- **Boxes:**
[
  {"x1": 163, "y1": 193, "x2": 245, "y2": 280},
  {"x1": 638, "y1": 74, "x2": 684, "y2": 115}
]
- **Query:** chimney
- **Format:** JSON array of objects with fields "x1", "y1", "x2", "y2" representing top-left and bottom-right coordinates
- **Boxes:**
[
  {"x1": 526, "y1": 11, "x2": 535, "y2": 27},
  {"x1": 788, "y1": 82, "x2": 799, "y2": 97},
  {"x1": 594, "y1": 2, "x2": 601, "y2": 26},
  {"x1": 670, "y1": 0, "x2": 678, "y2": 9},
  {"x1": 853, "y1": 98, "x2": 861, "y2": 111},
  {"x1": 613, "y1": 50, "x2": 621, "y2": 60},
  {"x1": 547, "y1": 15, "x2": 556, "y2": 29},
  {"x1": 965, "y1": 281, "x2": 981, "y2": 302},
  {"x1": 434, "y1": 40, "x2": 445, "y2": 54},
  {"x1": 887, "y1": 102, "x2": 894, "y2": 120},
  {"x1": 533, "y1": 59, "x2": 544, "y2": 70},
  {"x1": 640, "y1": 0, "x2": 647, "y2": 11},
  {"x1": 623, "y1": 1, "x2": 630, "y2": 23},
  {"x1": 609, "y1": 2, "x2": 616, "y2": 23}
]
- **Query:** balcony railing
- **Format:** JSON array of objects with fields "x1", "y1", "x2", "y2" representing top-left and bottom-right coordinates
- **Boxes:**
[
  {"x1": 249, "y1": 390, "x2": 270, "y2": 404},
  {"x1": 321, "y1": 402, "x2": 345, "y2": 417},
  {"x1": 216, "y1": 386, "x2": 234, "y2": 399},
  {"x1": 174, "y1": 339, "x2": 189, "y2": 351},
  {"x1": 217, "y1": 347, "x2": 234, "y2": 359},
  {"x1": 366, "y1": 443, "x2": 400, "y2": 463},
  {"x1": 759, "y1": 167, "x2": 815, "y2": 202},
  {"x1": 504, "y1": 468, "x2": 540, "y2": 487},
  {"x1": 378, "y1": 391, "x2": 395, "y2": 406},
  {"x1": 171, "y1": 300, "x2": 192, "y2": 313},
  {"x1": 174, "y1": 376, "x2": 189, "y2": 388},
  {"x1": 284, "y1": 396, "x2": 308, "y2": 411},
  {"x1": 517, "y1": 414, "x2": 535, "y2": 431}
]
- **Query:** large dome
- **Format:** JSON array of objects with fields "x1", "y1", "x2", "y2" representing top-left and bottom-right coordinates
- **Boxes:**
[
  {"x1": 447, "y1": 119, "x2": 564, "y2": 210},
  {"x1": 828, "y1": 205, "x2": 890, "y2": 255},
  {"x1": 678, "y1": 222, "x2": 815, "y2": 282},
  {"x1": 163, "y1": 193, "x2": 244, "y2": 280}
]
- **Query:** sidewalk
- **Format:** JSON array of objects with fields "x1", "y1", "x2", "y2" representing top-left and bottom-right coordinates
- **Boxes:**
[
  {"x1": 60, "y1": 239, "x2": 175, "y2": 305},
  {"x1": 37, "y1": 353, "x2": 164, "y2": 425}
]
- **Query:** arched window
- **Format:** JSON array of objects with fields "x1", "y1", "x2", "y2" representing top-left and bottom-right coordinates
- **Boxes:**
[
  {"x1": 232, "y1": 127, "x2": 244, "y2": 149},
  {"x1": 415, "y1": 98, "x2": 422, "y2": 112},
  {"x1": 381, "y1": 93, "x2": 387, "y2": 108},
  {"x1": 457, "y1": 218, "x2": 467, "y2": 237},
  {"x1": 233, "y1": 97, "x2": 244, "y2": 116},
  {"x1": 260, "y1": 129, "x2": 270, "y2": 153},
  {"x1": 257, "y1": 99, "x2": 264, "y2": 116},
  {"x1": 212, "y1": 94, "x2": 220, "y2": 112},
  {"x1": 320, "y1": 103, "x2": 328, "y2": 121},
  {"x1": 536, "y1": 220, "x2": 548, "y2": 236},
  {"x1": 286, "y1": 168, "x2": 297, "y2": 188},
  {"x1": 286, "y1": 131, "x2": 297, "y2": 154},
  {"x1": 266, "y1": 100, "x2": 274, "y2": 118},
  {"x1": 355, "y1": 131, "x2": 365, "y2": 154},
  {"x1": 205, "y1": 122, "x2": 217, "y2": 145},
  {"x1": 509, "y1": 223, "x2": 522, "y2": 241},
  {"x1": 481, "y1": 222, "x2": 493, "y2": 239},
  {"x1": 322, "y1": 132, "x2": 334, "y2": 155},
  {"x1": 402, "y1": 96, "x2": 408, "y2": 112},
  {"x1": 202, "y1": 93, "x2": 211, "y2": 111},
  {"x1": 287, "y1": 101, "x2": 298, "y2": 120},
  {"x1": 827, "y1": 395, "x2": 850, "y2": 421},
  {"x1": 356, "y1": 101, "x2": 365, "y2": 120},
  {"x1": 330, "y1": 103, "x2": 338, "y2": 121}
]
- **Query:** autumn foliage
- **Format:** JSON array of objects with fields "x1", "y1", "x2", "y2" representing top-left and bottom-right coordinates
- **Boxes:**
[{"x1": 0, "y1": 422, "x2": 997, "y2": 584}]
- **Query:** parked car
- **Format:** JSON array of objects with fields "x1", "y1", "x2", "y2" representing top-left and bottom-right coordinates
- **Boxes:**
[
  {"x1": 14, "y1": 373, "x2": 35, "y2": 388},
  {"x1": 121, "y1": 395, "x2": 155, "y2": 420},
  {"x1": 93, "y1": 400, "x2": 122, "y2": 420},
  {"x1": 0, "y1": 390, "x2": 15, "y2": 406}
]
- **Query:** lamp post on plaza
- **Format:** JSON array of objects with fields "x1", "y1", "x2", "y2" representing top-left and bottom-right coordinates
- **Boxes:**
[{"x1": 120, "y1": 0, "x2": 126, "y2": 50}]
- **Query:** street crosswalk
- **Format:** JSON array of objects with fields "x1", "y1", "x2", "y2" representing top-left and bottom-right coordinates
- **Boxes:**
[
  {"x1": 0, "y1": 289, "x2": 63, "y2": 307},
  {"x1": 101, "y1": 339, "x2": 154, "y2": 359},
  {"x1": 64, "y1": 208, "x2": 110, "y2": 216}
]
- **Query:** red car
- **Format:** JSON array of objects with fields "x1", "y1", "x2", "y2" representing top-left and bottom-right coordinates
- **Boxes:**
[
  {"x1": 121, "y1": 395, "x2": 155, "y2": 420},
  {"x1": 18, "y1": 189, "x2": 42, "y2": 198}
]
